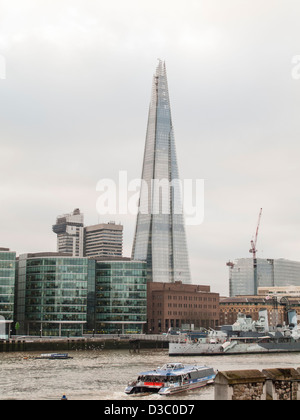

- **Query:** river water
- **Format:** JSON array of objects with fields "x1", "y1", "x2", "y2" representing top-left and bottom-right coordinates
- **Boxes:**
[{"x1": 0, "y1": 348, "x2": 299, "y2": 400}]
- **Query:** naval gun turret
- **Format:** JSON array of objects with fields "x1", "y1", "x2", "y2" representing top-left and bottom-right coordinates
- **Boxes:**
[{"x1": 221, "y1": 309, "x2": 270, "y2": 338}]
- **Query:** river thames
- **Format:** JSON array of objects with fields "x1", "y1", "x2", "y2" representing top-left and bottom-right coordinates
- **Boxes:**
[{"x1": 0, "y1": 348, "x2": 299, "y2": 400}]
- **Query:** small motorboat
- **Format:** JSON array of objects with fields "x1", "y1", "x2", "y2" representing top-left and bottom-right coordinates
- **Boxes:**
[{"x1": 35, "y1": 353, "x2": 73, "y2": 360}]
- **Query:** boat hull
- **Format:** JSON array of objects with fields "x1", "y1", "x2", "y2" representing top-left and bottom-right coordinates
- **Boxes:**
[
  {"x1": 125, "y1": 385, "x2": 161, "y2": 394},
  {"x1": 125, "y1": 377, "x2": 215, "y2": 395},
  {"x1": 35, "y1": 353, "x2": 73, "y2": 360},
  {"x1": 158, "y1": 377, "x2": 215, "y2": 395},
  {"x1": 169, "y1": 342, "x2": 223, "y2": 356},
  {"x1": 169, "y1": 341, "x2": 300, "y2": 356}
]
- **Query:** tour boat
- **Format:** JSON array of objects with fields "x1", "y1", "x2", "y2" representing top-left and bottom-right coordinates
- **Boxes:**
[{"x1": 125, "y1": 362, "x2": 216, "y2": 395}]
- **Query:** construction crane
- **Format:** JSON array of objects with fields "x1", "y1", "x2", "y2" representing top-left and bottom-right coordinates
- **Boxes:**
[{"x1": 249, "y1": 208, "x2": 262, "y2": 295}]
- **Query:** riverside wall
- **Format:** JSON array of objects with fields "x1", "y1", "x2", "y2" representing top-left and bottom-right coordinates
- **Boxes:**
[
  {"x1": 215, "y1": 368, "x2": 300, "y2": 400},
  {"x1": 0, "y1": 335, "x2": 170, "y2": 353}
]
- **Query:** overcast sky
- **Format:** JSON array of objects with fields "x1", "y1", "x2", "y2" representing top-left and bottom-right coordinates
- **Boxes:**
[{"x1": 1, "y1": 0, "x2": 300, "y2": 295}]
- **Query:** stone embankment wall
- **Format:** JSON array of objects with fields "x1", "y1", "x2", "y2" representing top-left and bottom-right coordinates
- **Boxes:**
[
  {"x1": 215, "y1": 368, "x2": 300, "y2": 400},
  {"x1": 231, "y1": 381, "x2": 264, "y2": 400},
  {"x1": 0, "y1": 336, "x2": 169, "y2": 353}
]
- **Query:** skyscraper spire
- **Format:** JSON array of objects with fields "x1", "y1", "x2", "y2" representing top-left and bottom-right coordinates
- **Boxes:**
[{"x1": 132, "y1": 60, "x2": 191, "y2": 284}]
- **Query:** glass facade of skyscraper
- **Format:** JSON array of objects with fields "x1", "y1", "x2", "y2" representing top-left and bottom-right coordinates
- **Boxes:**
[
  {"x1": 132, "y1": 60, "x2": 191, "y2": 284},
  {"x1": 229, "y1": 258, "x2": 300, "y2": 297},
  {"x1": 95, "y1": 260, "x2": 147, "y2": 334},
  {"x1": 16, "y1": 253, "x2": 95, "y2": 336},
  {"x1": 0, "y1": 250, "x2": 16, "y2": 337}
]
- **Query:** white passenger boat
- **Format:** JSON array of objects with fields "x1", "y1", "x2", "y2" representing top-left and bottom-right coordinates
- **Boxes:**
[{"x1": 125, "y1": 362, "x2": 216, "y2": 395}]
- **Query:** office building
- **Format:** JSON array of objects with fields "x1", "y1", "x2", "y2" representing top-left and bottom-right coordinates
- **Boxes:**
[
  {"x1": 0, "y1": 248, "x2": 16, "y2": 338},
  {"x1": 228, "y1": 258, "x2": 300, "y2": 297},
  {"x1": 84, "y1": 222, "x2": 123, "y2": 258},
  {"x1": 94, "y1": 258, "x2": 147, "y2": 334},
  {"x1": 258, "y1": 286, "x2": 300, "y2": 298},
  {"x1": 52, "y1": 208, "x2": 84, "y2": 257},
  {"x1": 14, "y1": 252, "x2": 147, "y2": 336},
  {"x1": 132, "y1": 60, "x2": 191, "y2": 284},
  {"x1": 16, "y1": 252, "x2": 95, "y2": 336},
  {"x1": 53, "y1": 210, "x2": 123, "y2": 258},
  {"x1": 147, "y1": 281, "x2": 219, "y2": 333}
]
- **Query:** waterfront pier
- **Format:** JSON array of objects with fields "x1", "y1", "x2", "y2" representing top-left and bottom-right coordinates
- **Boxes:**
[{"x1": 0, "y1": 334, "x2": 183, "y2": 353}]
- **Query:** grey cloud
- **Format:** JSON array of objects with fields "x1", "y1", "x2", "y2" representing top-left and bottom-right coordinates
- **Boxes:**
[{"x1": 1, "y1": 0, "x2": 300, "y2": 295}]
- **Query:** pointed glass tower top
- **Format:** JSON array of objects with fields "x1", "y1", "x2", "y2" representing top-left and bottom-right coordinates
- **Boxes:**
[{"x1": 132, "y1": 60, "x2": 191, "y2": 284}]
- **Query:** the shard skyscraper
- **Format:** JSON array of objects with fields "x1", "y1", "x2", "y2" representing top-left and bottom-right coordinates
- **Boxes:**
[{"x1": 132, "y1": 60, "x2": 191, "y2": 284}]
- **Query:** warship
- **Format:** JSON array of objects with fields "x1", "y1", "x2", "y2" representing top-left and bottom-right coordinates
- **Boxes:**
[{"x1": 169, "y1": 309, "x2": 300, "y2": 356}]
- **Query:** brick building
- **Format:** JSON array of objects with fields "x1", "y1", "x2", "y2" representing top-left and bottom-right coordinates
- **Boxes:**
[
  {"x1": 147, "y1": 281, "x2": 219, "y2": 333},
  {"x1": 219, "y1": 296, "x2": 300, "y2": 326}
]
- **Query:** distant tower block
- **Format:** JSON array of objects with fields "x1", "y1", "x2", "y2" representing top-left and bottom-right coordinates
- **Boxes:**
[{"x1": 52, "y1": 208, "x2": 84, "y2": 257}]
